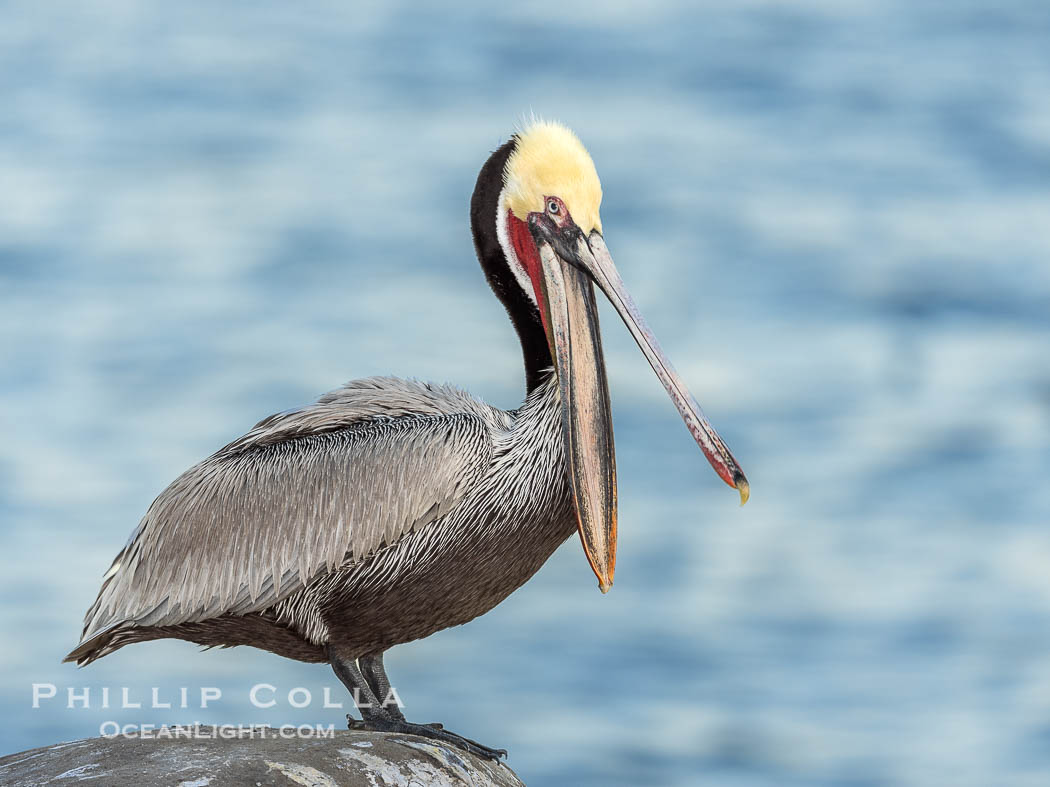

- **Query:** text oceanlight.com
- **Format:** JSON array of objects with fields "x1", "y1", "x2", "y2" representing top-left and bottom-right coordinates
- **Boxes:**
[{"x1": 98, "y1": 723, "x2": 336, "y2": 740}]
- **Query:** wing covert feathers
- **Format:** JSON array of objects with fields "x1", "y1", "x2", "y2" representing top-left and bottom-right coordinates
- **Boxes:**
[{"x1": 74, "y1": 377, "x2": 501, "y2": 646}]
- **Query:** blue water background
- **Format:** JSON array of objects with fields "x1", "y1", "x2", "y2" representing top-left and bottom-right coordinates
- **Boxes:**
[{"x1": 2, "y1": 2, "x2": 1049, "y2": 785}]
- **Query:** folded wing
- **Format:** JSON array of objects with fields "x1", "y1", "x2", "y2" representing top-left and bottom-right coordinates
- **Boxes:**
[{"x1": 73, "y1": 378, "x2": 496, "y2": 649}]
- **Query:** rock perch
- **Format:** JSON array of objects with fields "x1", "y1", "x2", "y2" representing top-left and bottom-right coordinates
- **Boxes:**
[{"x1": 0, "y1": 729, "x2": 526, "y2": 786}]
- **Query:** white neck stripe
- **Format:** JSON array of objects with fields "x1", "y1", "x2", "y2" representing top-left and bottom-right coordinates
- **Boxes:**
[{"x1": 495, "y1": 188, "x2": 538, "y2": 308}]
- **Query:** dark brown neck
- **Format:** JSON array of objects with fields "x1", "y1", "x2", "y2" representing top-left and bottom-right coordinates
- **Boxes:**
[{"x1": 470, "y1": 139, "x2": 553, "y2": 394}]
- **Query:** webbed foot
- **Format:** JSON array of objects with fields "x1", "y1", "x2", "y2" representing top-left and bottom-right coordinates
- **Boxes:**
[{"x1": 347, "y1": 714, "x2": 506, "y2": 760}]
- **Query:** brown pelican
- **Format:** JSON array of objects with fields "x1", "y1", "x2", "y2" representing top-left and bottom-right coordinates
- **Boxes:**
[{"x1": 65, "y1": 121, "x2": 748, "y2": 759}]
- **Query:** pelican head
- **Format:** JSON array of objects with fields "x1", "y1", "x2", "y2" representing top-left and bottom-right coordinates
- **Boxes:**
[{"x1": 472, "y1": 120, "x2": 748, "y2": 593}]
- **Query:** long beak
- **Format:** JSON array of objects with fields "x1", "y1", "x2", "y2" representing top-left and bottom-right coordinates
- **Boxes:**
[
  {"x1": 536, "y1": 241, "x2": 617, "y2": 593},
  {"x1": 535, "y1": 229, "x2": 749, "y2": 594},
  {"x1": 576, "y1": 231, "x2": 749, "y2": 504}
]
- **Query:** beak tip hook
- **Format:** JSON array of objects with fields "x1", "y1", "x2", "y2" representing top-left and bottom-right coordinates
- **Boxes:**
[{"x1": 735, "y1": 475, "x2": 750, "y2": 506}]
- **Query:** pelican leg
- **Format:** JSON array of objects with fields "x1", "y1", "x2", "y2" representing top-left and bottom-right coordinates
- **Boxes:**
[
  {"x1": 328, "y1": 649, "x2": 507, "y2": 761},
  {"x1": 330, "y1": 652, "x2": 389, "y2": 724},
  {"x1": 358, "y1": 652, "x2": 405, "y2": 721}
]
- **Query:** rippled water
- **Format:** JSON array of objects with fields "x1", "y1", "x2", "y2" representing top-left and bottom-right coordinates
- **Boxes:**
[{"x1": 2, "y1": 2, "x2": 1049, "y2": 785}]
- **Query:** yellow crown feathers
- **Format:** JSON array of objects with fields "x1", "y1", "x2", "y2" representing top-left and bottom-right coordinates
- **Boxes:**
[{"x1": 503, "y1": 120, "x2": 603, "y2": 235}]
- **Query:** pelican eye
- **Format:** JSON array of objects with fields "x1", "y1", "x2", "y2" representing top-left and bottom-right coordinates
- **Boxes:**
[{"x1": 547, "y1": 199, "x2": 560, "y2": 215}]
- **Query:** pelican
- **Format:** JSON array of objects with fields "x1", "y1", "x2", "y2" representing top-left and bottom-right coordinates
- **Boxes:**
[{"x1": 65, "y1": 120, "x2": 748, "y2": 759}]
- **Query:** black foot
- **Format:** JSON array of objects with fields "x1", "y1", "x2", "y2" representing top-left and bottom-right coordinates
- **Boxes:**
[{"x1": 346, "y1": 714, "x2": 507, "y2": 760}]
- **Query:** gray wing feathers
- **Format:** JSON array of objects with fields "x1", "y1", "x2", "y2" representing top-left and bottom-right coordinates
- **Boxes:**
[{"x1": 79, "y1": 377, "x2": 499, "y2": 641}]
